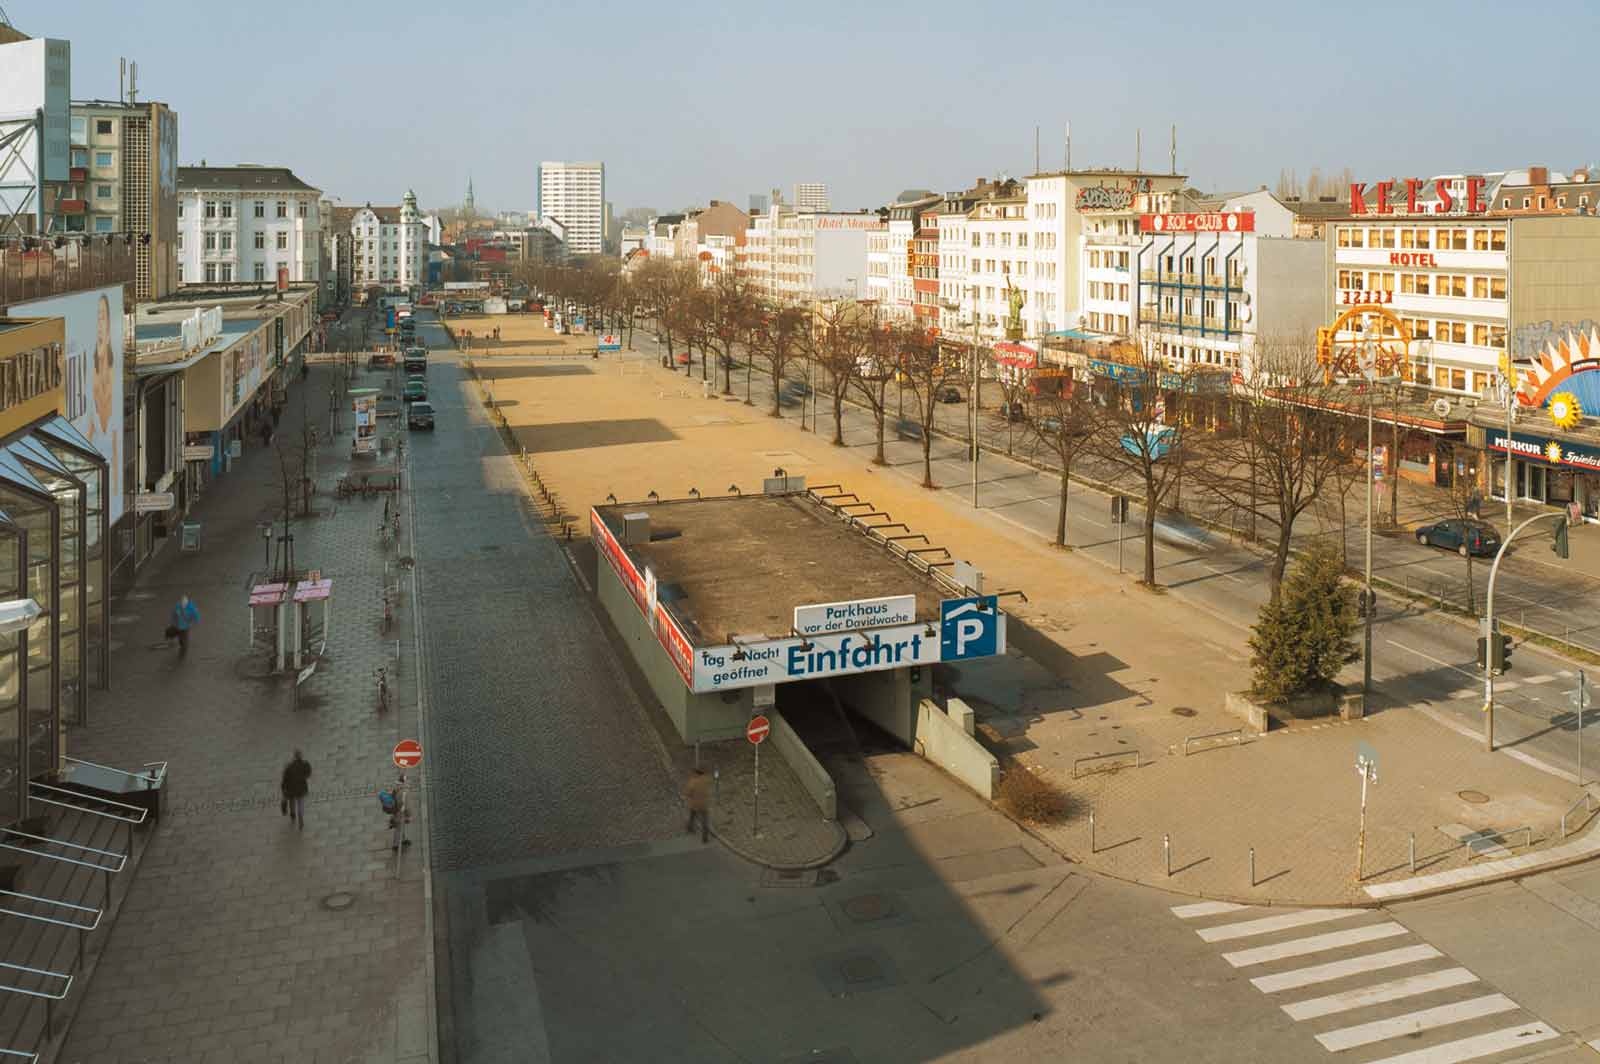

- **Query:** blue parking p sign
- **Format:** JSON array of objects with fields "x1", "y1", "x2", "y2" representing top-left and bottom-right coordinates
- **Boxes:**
[{"x1": 940, "y1": 596, "x2": 1001, "y2": 661}]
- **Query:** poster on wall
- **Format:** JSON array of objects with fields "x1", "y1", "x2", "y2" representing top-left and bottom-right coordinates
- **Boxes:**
[
  {"x1": 12, "y1": 287, "x2": 125, "y2": 524},
  {"x1": 156, "y1": 107, "x2": 178, "y2": 245}
]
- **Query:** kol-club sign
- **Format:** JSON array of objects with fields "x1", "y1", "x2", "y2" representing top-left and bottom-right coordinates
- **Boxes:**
[{"x1": 1139, "y1": 213, "x2": 1255, "y2": 233}]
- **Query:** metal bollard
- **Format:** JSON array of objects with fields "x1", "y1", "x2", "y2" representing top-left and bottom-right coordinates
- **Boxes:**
[
  {"x1": 1249, "y1": 847, "x2": 1256, "y2": 887},
  {"x1": 1409, "y1": 833, "x2": 1415, "y2": 874},
  {"x1": 1164, "y1": 833, "x2": 1171, "y2": 877},
  {"x1": 713, "y1": 767, "x2": 720, "y2": 800},
  {"x1": 1089, "y1": 810, "x2": 1096, "y2": 854}
]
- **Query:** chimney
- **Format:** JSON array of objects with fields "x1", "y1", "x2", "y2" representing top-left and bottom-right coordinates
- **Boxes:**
[{"x1": 1530, "y1": 166, "x2": 1549, "y2": 186}]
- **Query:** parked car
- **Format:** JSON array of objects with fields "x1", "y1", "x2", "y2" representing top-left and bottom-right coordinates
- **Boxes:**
[
  {"x1": 895, "y1": 418, "x2": 924, "y2": 441},
  {"x1": 996, "y1": 401, "x2": 1027, "y2": 423},
  {"x1": 1415, "y1": 518, "x2": 1500, "y2": 557},
  {"x1": 1036, "y1": 414, "x2": 1062, "y2": 435},
  {"x1": 403, "y1": 377, "x2": 427, "y2": 403},
  {"x1": 407, "y1": 401, "x2": 435, "y2": 430},
  {"x1": 1121, "y1": 425, "x2": 1178, "y2": 459},
  {"x1": 938, "y1": 387, "x2": 963, "y2": 404},
  {"x1": 403, "y1": 347, "x2": 428, "y2": 373}
]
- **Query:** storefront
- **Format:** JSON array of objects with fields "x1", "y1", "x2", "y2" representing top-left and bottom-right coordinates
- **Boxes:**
[
  {"x1": 0, "y1": 315, "x2": 111, "y2": 827},
  {"x1": 1479, "y1": 422, "x2": 1600, "y2": 520}
]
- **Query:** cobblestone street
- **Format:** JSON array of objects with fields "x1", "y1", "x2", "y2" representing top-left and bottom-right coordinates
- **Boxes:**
[{"x1": 59, "y1": 359, "x2": 431, "y2": 1064}]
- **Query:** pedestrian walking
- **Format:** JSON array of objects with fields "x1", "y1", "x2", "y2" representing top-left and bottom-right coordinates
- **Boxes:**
[
  {"x1": 165, "y1": 594, "x2": 200, "y2": 657},
  {"x1": 280, "y1": 749, "x2": 312, "y2": 829},
  {"x1": 259, "y1": 420, "x2": 273, "y2": 449},
  {"x1": 389, "y1": 772, "x2": 412, "y2": 852},
  {"x1": 684, "y1": 767, "x2": 711, "y2": 844}
]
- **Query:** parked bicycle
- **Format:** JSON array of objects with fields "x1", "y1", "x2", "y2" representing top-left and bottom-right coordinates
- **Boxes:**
[
  {"x1": 381, "y1": 586, "x2": 394, "y2": 633},
  {"x1": 375, "y1": 666, "x2": 389, "y2": 713}
]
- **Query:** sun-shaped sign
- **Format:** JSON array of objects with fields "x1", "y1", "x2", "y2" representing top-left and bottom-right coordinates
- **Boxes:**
[
  {"x1": 1549, "y1": 391, "x2": 1584, "y2": 430},
  {"x1": 1546, "y1": 441, "x2": 1564, "y2": 465}
]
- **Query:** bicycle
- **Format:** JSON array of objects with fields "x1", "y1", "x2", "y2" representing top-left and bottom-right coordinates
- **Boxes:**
[
  {"x1": 375, "y1": 666, "x2": 389, "y2": 713},
  {"x1": 381, "y1": 587, "x2": 394, "y2": 633}
]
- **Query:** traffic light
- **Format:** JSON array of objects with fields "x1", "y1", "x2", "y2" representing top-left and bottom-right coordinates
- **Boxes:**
[
  {"x1": 1498, "y1": 633, "x2": 1513, "y2": 672},
  {"x1": 1477, "y1": 632, "x2": 1513, "y2": 673},
  {"x1": 1553, "y1": 516, "x2": 1570, "y2": 559}
]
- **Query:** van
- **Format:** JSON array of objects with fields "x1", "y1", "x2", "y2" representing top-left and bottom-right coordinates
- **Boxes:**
[{"x1": 404, "y1": 347, "x2": 428, "y2": 373}]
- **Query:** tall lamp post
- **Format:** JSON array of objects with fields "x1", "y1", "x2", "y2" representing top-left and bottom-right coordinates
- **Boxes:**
[{"x1": 940, "y1": 288, "x2": 981, "y2": 508}]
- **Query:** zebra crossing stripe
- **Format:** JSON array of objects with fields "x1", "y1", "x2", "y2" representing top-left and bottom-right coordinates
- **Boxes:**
[
  {"x1": 1197, "y1": 908, "x2": 1361, "y2": 943},
  {"x1": 1251, "y1": 944, "x2": 1444, "y2": 993},
  {"x1": 1314, "y1": 993, "x2": 1517, "y2": 1052},
  {"x1": 1170, "y1": 901, "x2": 1248, "y2": 919},
  {"x1": 1223, "y1": 922, "x2": 1408, "y2": 968},
  {"x1": 1282, "y1": 967, "x2": 1477, "y2": 1020},
  {"x1": 1361, "y1": 1022, "x2": 1558, "y2": 1063}
]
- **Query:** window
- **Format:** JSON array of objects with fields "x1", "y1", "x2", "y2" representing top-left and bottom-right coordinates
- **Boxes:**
[
  {"x1": 1337, "y1": 226, "x2": 1351, "y2": 248},
  {"x1": 204, "y1": 263, "x2": 217, "y2": 283},
  {"x1": 276, "y1": 232, "x2": 288, "y2": 251},
  {"x1": 70, "y1": 147, "x2": 88, "y2": 168},
  {"x1": 1448, "y1": 229, "x2": 1468, "y2": 250},
  {"x1": 176, "y1": 233, "x2": 182, "y2": 250},
  {"x1": 204, "y1": 232, "x2": 216, "y2": 251},
  {"x1": 96, "y1": 119, "x2": 112, "y2": 135},
  {"x1": 1490, "y1": 325, "x2": 1507, "y2": 348},
  {"x1": 176, "y1": 263, "x2": 183, "y2": 282},
  {"x1": 1473, "y1": 276, "x2": 1489, "y2": 299},
  {"x1": 1407, "y1": 318, "x2": 1430, "y2": 339},
  {"x1": 1473, "y1": 229, "x2": 1490, "y2": 251},
  {"x1": 254, "y1": 201, "x2": 265, "y2": 218},
  {"x1": 1523, "y1": 197, "x2": 1531, "y2": 209},
  {"x1": 1450, "y1": 368, "x2": 1467, "y2": 390},
  {"x1": 254, "y1": 232, "x2": 265, "y2": 250},
  {"x1": 95, "y1": 184, "x2": 112, "y2": 199},
  {"x1": 1558, "y1": 196, "x2": 1567, "y2": 208},
  {"x1": 94, "y1": 150, "x2": 113, "y2": 168},
  {"x1": 276, "y1": 201, "x2": 287, "y2": 218},
  {"x1": 219, "y1": 233, "x2": 232, "y2": 251},
  {"x1": 177, "y1": 201, "x2": 184, "y2": 217},
  {"x1": 1539, "y1": 196, "x2": 1547, "y2": 210},
  {"x1": 1490, "y1": 229, "x2": 1506, "y2": 251},
  {"x1": 1450, "y1": 321, "x2": 1468, "y2": 343},
  {"x1": 253, "y1": 263, "x2": 265, "y2": 282},
  {"x1": 93, "y1": 216, "x2": 114, "y2": 233},
  {"x1": 221, "y1": 201, "x2": 233, "y2": 218},
  {"x1": 204, "y1": 200, "x2": 216, "y2": 219},
  {"x1": 1491, "y1": 276, "x2": 1506, "y2": 299},
  {"x1": 70, "y1": 115, "x2": 87, "y2": 143},
  {"x1": 219, "y1": 264, "x2": 232, "y2": 282},
  {"x1": 1503, "y1": 198, "x2": 1511, "y2": 208}
]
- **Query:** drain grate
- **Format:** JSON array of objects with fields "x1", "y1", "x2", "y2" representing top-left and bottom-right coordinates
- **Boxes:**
[{"x1": 1458, "y1": 790, "x2": 1490, "y2": 804}]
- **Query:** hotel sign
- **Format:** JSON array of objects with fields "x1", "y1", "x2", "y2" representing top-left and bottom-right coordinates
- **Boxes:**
[
  {"x1": 1140, "y1": 213, "x2": 1254, "y2": 233},
  {"x1": 1349, "y1": 178, "x2": 1488, "y2": 216}
]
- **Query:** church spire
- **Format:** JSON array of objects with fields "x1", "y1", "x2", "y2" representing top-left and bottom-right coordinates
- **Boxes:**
[{"x1": 464, "y1": 174, "x2": 476, "y2": 216}]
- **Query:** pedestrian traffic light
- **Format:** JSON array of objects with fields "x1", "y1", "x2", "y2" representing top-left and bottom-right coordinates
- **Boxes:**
[
  {"x1": 1476, "y1": 635, "x2": 1486, "y2": 669},
  {"x1": 1477, "y1": 632, "x2": 1513, "y2": 672},
  {"x1": 1499, "y1": 632, "x2": 1513, "y2": 672},
  {"x1": 1553, "y1": 515, "x2": 1570, "y2": 559}
]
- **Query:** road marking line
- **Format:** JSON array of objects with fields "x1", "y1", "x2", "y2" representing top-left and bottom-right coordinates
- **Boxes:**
[
  {"x1": 1251, "y1": 945, "x2": 1443, "y2": 992},
  {"x1": 1197, "y1": 908, "x2": 1361, "y2": 942},
  {"x1": 1497, "y1": 680, "x2": 1521, "y2": 691},
  {"x1": 1360, "y1": 1022, "x2": 1557, "y2": 1064},
  {"x1": 1316, "y1": 993, "x2": 1516, "y2": 1052},
  {"x1": 1411, "y1": 706, "x2": 1580, "y2": 787},
  {"x1": 1283, "y1": 966, "x2": 1477, "y2": 1020},
  {"x1": 1386, "y1": 640, "x2": 1477, "y2": 681},
  {"x1": 1519, "y1": 674, "x2": 1557, "y2": 684},
  {"x1": 1222, "y1": 922, "x2": 1409, "y2": 967},
  {"x1": 1171, "y1": 901, "x2": 1248, "y2": 919}
]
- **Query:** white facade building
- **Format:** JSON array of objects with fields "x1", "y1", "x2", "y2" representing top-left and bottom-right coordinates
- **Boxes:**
[
  {"x1": 794, "y1": 183, "x2": 830, "y2": 212},
  {"x1": 344, "y1": 190, "x2": 427, "y2": 292},
  {"x1": 743, "y1": 205, "x2": 878, "y2": 303},
  {"x1": 176, "y1": 165, "x2": 322, "y2": 287},
  {"x1": 537, "y1": 161, "x2": 605, "y2": 256}
]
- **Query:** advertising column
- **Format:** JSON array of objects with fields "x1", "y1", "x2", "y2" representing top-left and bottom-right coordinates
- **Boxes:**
[{"x1": 350, "y1": 387, "x2": 379, "y2": 455}]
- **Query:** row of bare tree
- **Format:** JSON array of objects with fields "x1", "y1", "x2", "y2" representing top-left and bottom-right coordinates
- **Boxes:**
[{"x1": 523, "y1": 259, "x2": 1474, "y2": 603}]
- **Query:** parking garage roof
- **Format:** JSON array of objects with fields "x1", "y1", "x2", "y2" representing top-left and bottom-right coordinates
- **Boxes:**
[{"x1": 595, "y1": 493, "x2": 947, "y2": 645}]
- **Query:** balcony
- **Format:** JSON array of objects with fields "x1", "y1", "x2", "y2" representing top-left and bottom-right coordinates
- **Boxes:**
[
  {"x1": 0, "y1": 237, "x2": 136, "y2": 305},
  {"x1": 57, "y1": 199, "x2": 87, "y2": 215},
  {"x1": 68, "y1": 167, "x2": 87, "y2": 183}
]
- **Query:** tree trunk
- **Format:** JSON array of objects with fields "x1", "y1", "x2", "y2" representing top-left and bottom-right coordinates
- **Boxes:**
[
  {"x1": 874, "y1": 412, "x2": 886, "y2": 465},
  {"x1": 922, "y1": 431, "x2": 934, "y2": 488},
  {"x1": 770, "y1": 369, "x2": 783, "y2": 418},
  {"x1": 722, "y1": 349, "x2": 733, "y2": 394},
  {"x1": 1055, "y1": 470, "x2": 1070, "y2": 546},
  {"x1": 1268, "y1": 526, "x2": 1293, "y2": 603},
  {"x1": 832, "y1": 394, "x2": 845, "y2": 446},
  {"x1": 1464, "y1": 550, "x2": 1476, "y2": 615},
  {"x1": 1142, "y1": 481, "x2": 1158, "y2": 586}
]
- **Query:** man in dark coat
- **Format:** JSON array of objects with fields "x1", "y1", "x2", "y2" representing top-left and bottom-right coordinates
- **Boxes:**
[{"x1": 281, "y1": 750, "x2": 312, "y2": 829}]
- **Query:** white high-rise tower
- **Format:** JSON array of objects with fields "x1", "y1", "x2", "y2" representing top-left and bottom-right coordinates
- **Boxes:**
[{"x1": 536, "y1": 161, "x2": 605, "y2": 256}]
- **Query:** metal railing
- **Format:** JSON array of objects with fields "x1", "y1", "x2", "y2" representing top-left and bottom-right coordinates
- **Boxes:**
[
  {"x1": 62, "y1": 757, "x2": 166, "y2": 787},
  {"x1": 1462, "y1": 825, "x2": 1534, "y2": 860},
  {"x1": 0, "y1": 239, "x2": 136, "y2": 306},
  {"x1": 0, "y1": 959, "x2": 71, "y2": 1046},
  {"x1": 1561, "y1": 792, "x2": 1597, "y2": 838},
  {"x1": 0, "y1": 891, "x2": 101, "y2": 934},
  {"x1": 26, "y1": 785, "x2": 148, "y2": 826},
  {"x1": 1073, "y1": 750, "x2": 1140, "y2": 778},
  {"x1": 1183, "y1": 729, "x2": 1245, "y2": 756}
]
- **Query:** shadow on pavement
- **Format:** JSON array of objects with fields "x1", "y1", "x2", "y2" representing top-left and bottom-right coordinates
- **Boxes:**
[{"x1": 508, "y1": 417, "x2": 679, "y2": 453}]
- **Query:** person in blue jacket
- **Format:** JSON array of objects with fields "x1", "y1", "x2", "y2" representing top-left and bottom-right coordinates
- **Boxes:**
[{"x1": 166, "y1": 594, "x2": 201, "y2": 658}]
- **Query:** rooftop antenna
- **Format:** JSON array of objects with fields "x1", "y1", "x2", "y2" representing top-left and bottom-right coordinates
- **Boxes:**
[
  {"x1": 119, "y1": 58, "x2": 125, "y2": 104},
  {"x1": 1136, "y1": 128, "x2": 1141, "y2": 172},
  {"x1": 1065, "y1": 121, "x2": 1071, "y2": 171},
  {"x1": 1171, "y1": 124, "x2": 1177, "y2": 175},
  {"x1": 128, "y1": 60, "x2": 138, "y2": 105}
]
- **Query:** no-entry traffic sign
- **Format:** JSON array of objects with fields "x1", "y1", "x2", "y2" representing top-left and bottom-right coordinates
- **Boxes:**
[
  {"x1": 746, "y1": 716, "x2": 770, "y2": 745},
  {"x1": 393, "y1": 739, "x2": 423, "y2": 768}
]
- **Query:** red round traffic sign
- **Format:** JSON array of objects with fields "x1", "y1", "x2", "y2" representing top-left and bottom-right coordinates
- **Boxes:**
[
  {"x1": 393, "y1": 739, "x2": 423, "y2": 768},
  {"x1": 746, "y1": 716, "x2": 771, "y2": 745}
]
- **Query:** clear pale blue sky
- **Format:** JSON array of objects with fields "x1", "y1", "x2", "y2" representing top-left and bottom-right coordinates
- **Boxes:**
[{"x1": 28, "y1": 0, "x2": 1600, "y2": 215}]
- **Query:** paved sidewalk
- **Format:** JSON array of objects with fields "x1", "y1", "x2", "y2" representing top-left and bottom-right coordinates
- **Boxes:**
[
  {"x1": 475, "y1": 332, "x2": 1600, "y2": 906},
  {"x1": 59, "y1": 363, "x2": 433, "y2": 1064}
]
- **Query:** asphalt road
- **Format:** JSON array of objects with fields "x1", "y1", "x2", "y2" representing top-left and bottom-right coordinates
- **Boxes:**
[
  {"x1": 407, "y1": 313, "x2": 683, "y2": 1062},
  {"x1": 631, "y1": 334, "x2": 1598, "y2": 787}
]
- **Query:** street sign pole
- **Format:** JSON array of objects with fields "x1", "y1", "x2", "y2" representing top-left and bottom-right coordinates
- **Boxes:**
[
  {"x1": 1354, "y1": 743, "x2": 1379, "y2": 883},
  {"x1": 1578, "y1": 670, "x2": 1588, "y2": 787},
  {"x1": 746, "y1": 715, "x2": 770, "y2": 837}
]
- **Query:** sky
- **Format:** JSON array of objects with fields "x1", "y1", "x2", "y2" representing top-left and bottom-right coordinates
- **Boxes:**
[{"x1": 26, "y1": 0, "x2": 1600, "y2": 217}]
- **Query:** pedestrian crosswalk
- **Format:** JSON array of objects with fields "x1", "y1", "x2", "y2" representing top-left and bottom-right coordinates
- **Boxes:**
[{"x1": 1172, "y1": 902, "x2": 1563, "y2": 1062}]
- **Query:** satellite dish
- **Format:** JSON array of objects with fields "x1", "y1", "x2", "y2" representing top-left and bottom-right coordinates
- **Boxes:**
[{"x1": 1432, "y1": 398, "x2": 1453, "y2": 418}]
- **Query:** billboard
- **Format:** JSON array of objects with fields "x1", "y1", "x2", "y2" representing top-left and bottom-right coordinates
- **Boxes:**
[
  {"x1": 12, "y1": 286, "x2": 125, "y2": 523},
  {"x1": 0, "y1": 39, "x2": 71, "y2": 182}
]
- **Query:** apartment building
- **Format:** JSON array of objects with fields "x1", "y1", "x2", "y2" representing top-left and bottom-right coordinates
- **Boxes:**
[
  {"x1": 936, "y1": 179, "x2": 1011, "y2": 338},
  {"x1": 912, "y1": 207, "x2": 940, "y2": 325},
  {"x1": 868, "y1": 192, "x2": 937, "y2": 321},
  {"x1": 332, "y1": 191, "x2": 426, "y2": 293},
  {"x1": 63, "y1": 99, "x2": 180, "y2": 300},
  {"x1": 536, "y1": 161, "x2": 605, "y2": 256},
  {"x1": 176, "y1": 165, "x2": 322, "y2": 287},
  {"x1": 1491, "y1": 166, "x2": 1600, "y2": 215},
  {"x1": 794, "y1": 183, "x2": 830, "y2": 212}
]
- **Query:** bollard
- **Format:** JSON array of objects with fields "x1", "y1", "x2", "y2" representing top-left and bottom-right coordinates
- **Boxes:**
[
  {"x1": 1164, "y1": 833, "x2": 1171, "y2": 877},
  {"x1": 1089, "y1": 810, "x2": 1096, "y2": 854},
  {"x1": 1409, "y1": 833, "x2": 1415, "y2": 874},
  {"x1": 713, "y1": 766, "x2": 720, "y2": 800},
  {"x1": 1249, "y1": 847, "x2": 1256, "y2": 888}
]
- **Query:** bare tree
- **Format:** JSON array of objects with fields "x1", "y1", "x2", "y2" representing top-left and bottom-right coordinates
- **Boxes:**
[
  {"x1": 1190, "y1": 337, "x2": 1353, "y2": 601},
  {"x1": 697, "y1": 273, "x2": 756, "y2": 395},
  {"x1": 804, "y1": 301, "x2": 867, "y2": 447},
  {"x1": 899, "y1": 323, "x2": 963, "y2": 488},
  {"x1": 749, "y1": 303, "x2": 806, "y2": 417},
  {"x1": 1417, "y1": 442, "x2": 1490, "y2": 615},
  {"x1": 1026, "y1": 384, "x2": 1105, "y2": 547},
  {"x1": 1093, "y1": 339, "x2": 1192, "y2": 587},
  {"x1": 851, "y1": 318, "x2": 897, "y2": 465}
]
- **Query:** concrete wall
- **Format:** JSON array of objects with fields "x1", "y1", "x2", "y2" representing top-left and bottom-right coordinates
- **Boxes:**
[
  {"x1": 1509, "y1": 214, "x2": 1600, "y2": 360},
  {"x1": 828, "y1": 660, "x2": 929, "y2": 745},
  {"x1": 914, "y1": 698, "x2": 998, "y2": 799},
  {"x1": 769, "y1": 708, "x2": 836, "y2": 820},
  {"x1": 1257, "y1": 237, "x2": 1328, "y2": 343}
]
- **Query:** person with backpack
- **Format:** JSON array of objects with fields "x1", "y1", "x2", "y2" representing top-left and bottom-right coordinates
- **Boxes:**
[
  {"x1": 166, "y1": 595, "x2": 200, "y2": 658},
  {"x1": 280, "y1": 750, "x2": 312, "y2": 830}
]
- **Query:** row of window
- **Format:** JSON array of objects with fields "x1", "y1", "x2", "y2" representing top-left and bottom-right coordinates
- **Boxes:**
[
  {"x1": 1336, "y1": 226, "x2": 1506, "y2": 251},
  {"x1": 186, "y1": 231, "x2": 292, "y2": 252},
  {"x1": 1338, "y1": 269, "x2": 1507, "y2": 300},
  {"x1": 68, "y1": 149, "x2": 116, "y2": 170},
  {"x1": 1162, "y1": 344, "x2": 1241, "y2": 371},
  {"x1": 68, "y1": 117, "x2": 116, "y2": 142},
  {"x1": 1086, "y1": 311, "x2": 1130, "y2": 335},
  {"x1": 1087, "y1": 281, "x2": 1131, "y2": 302},
  {"x1": 1357, "y1": 314, "x2": 1508, "y2": 348},
  {"x1": 178, "y1": 262, "x2": 291, "y2": 283},
  {"x1": 1088, "y1": 250, "x2": 1132, "y2": 270},
  {"x1": 183, "y1": 199, "x2": 307, "y2": 220},
  {"x1": 1502, "y1": 191, "x2": 1590, "y2": 210}
]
